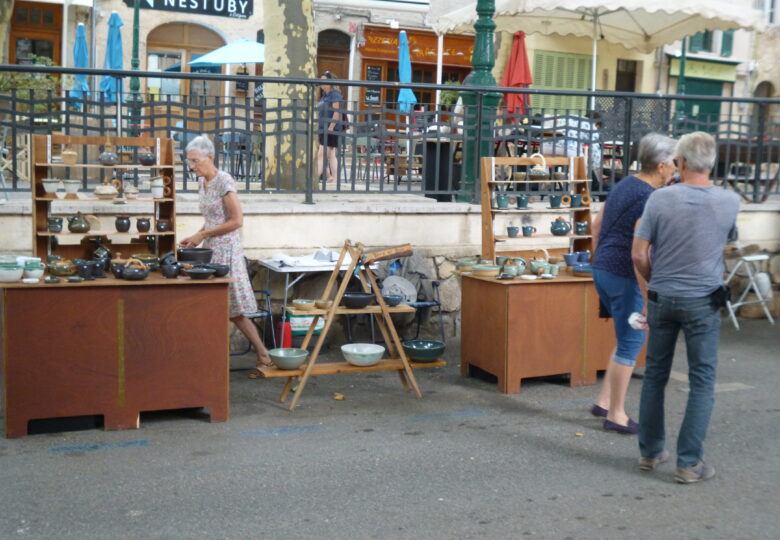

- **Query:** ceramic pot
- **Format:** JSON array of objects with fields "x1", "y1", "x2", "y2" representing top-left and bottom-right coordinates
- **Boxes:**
[
  {"x1": 155, "y1": 219, "x2": 172, "y2": 232},
  {"x1": 138, "y1": 152, "x2": 156, "y2": 166},
  {"x1": 111, "y1": 263, "x2": 126, "y2": 279},
  {"x1": 124, "y1": 185, "x2": 139, "y2": 200},
  {"x1": 529, "y1": 260, "x2": 550, "y2": 275},
  {"x1": 94, "y1": 181, "x2": 119, "y2": 200},
  {"x1": 115, "y1": 215, "x2": 131, "y2": 233},
  {"x1": 62, "y1": 179, "x2": 80, "y2": 197},
  {"x1": 61, "y1": 148, "x2": 78, "y2": 165},
  {"x1": 99, "y1": 148, "x2": 118, "y2": 166},
  {"x1": 522, "y1": 225, "x2": 536, "y2": 237},
  {"x1": 67, "y1": 212, "x2": 92, "y2": 233},
  {"x1": 495, "y1": 193, "x2": 510, "y2": 209},
  {"x1": 136, "y1": 217, "x2": 151, "y2": 233},
  {"x1": 550, "y1": 218, "x2": 572, "y2": 236},
  {"x1": 507, "y1": 226, "x2": 520, "y2": 238},
  {"x1": 47, "y1": 217, "x2": 63, "y2": 233},
  {"x1": 502, "y1": 261, "x2": 519, "y2": 277},
  {"x1": 516, "y1": 194, "x2": 529, "y2": 209},
  {"x1": 161, "y1": 263, "x2": 180, "y2": 278},
  {"x1": 575, "y1": 221, "x2": 588, "y2": 235},
  {"x1": 510, "y1": 257, "x2": 527, "y2": 275}
]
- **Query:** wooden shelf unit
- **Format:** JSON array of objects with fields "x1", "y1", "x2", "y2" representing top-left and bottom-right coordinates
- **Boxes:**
[
  {"x1": 31, "y1": 134, "x2": 176, "y2": 262},
  {"x1": 480, "y1": 155, "x2": 593, "y2": 263},
  {"x1": 261, "y1": 240, "x2": 443, "y2": 411}
]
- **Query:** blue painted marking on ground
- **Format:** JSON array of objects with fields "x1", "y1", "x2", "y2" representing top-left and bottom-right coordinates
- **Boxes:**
[
  {"x1": 50, "y1": 439, "x2": 149, "y2": 455},
  {"x1": 240, "y1": 425, "x2": 321, "y2": 437},
  {"x1": 410, "y1": 408, "x2": 487, "y2": 422}
]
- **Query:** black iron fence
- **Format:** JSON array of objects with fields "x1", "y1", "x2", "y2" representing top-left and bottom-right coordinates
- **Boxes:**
[{"x1": 1, "y1": 64, "x2": 779, "y2": 203}]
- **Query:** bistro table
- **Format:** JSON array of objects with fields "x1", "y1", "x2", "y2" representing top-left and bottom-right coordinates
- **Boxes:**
[{"x1": 1, "y1": 274, "x2": 231, "y2": 438}]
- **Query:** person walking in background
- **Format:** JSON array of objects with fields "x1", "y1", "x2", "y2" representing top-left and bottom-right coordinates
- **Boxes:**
[
  {"x1": 589, "y1": 133, "x2": 678, "y2": 434},
  {"x1": 180, "y1": 135, "x2": 272, "y2": 377},
  {"x1": 315, "y1": 71, "x2": 344, "y2": 183},
  {"x1": 632, "y1": 131, "x2": 739, "y2": 483}
]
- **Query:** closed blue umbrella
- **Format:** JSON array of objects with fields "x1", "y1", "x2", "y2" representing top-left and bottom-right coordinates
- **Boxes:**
[
  {"x1": 68, "y1": 23, "x2": 89, "y2": 107},
  {"x1": 397, "y1": 31, "x2": 417, "y2": 114},
  {"x1": 99, "y1": 12, "x2": 124, "y2": 102}
]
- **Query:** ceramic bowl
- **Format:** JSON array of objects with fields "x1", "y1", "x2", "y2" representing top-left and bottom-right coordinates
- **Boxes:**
[
  {"x1": 382, "y1": 294, "x2": 404, "y2": 307},
  {"x1": 342, "y1": 292, "x2": 375, "y2": 309},
  {"x1": 563, "y1": 253, "x2": 580, "y2": 266},
  {"x1": 315, "y1": 299, "x2": 334, "y2": 309},
  {"x1": 341, "y1": 343, "x2": 385, "y2": 366},
  {"x1": 161, "y1": 264, "x2": 180, "y2": 278},
  {"x1": 23, "y1": 267, "x2": 45, "y2": 279},
  {"x1": 0, "y1": 265, "x2": 23, "y2": 282},
  {"x1": 48, "y1": 263, "x2": 75, "y2": 277},
  {"x1": 292, "y1": 299, "x2": 316, "y2": 311},
  {"x1": 402, "y1": 340, "x2": 445, "y2": 362},
  {"x1": 471, "y1": 264, "x2": 501, "y2": 278},
  {"x1": 269, "y1": 348, "x2": 309, "y2": 370},
  {"x1": 205, "y1": 263, "x2": 230, "y2": 277},
  {"x1": 183, "y1": 267, "x2": 215, "y2": 280},
  {"x1": 62, "y1": 179, "x2": 80, "y2": 195},
  {"x1": 177, "y1": 248, "x2": 213, "y2": 263},
  {"x1": 123, "y1": 266, "x2": 150, "y2": 281},
  {"x1": 42, "y1": 178, "x2": 60, "y2": 194}
]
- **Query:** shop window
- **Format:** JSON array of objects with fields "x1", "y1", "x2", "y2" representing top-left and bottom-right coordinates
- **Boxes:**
[
  {"x1": 615, "y1": 59, "x2": 637, "y2": 92},
  {"x1": 532, "y1": 50, "x2": 591, "y2": 112}
]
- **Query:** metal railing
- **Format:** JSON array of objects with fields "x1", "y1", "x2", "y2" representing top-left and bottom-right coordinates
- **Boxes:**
[{"x1": 1, "y1": 64, "x2": 779, "y2": 203}]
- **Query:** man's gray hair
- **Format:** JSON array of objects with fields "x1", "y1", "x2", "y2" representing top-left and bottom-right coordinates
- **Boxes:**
[
  {"x1": 186, "y1": 135, "x2": 215, "y2": 158},
  {"x1": 675, "y1": 131, "x2": 717, "y2": 173},
  {"x1": 638, "y1": 133, "x2": 677, "y2": 174}
]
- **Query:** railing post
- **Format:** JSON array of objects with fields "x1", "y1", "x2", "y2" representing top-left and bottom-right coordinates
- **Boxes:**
[
  {"x1": 304, "y1": 83, "x2": 315, "y2": 205},
  {"x1": 622, "y1": 96, "x2": 633, "y2": 175},
  {"x1": 752, "y1": 101, "x2": 767, "y2": 204}
]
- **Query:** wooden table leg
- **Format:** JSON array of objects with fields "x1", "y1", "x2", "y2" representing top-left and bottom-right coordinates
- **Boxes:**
[
  {"x1": 209, "y1": 403, "x2": 229, "y2": 423},
  {"x1": 397, "y1": 369, "x2": 410, "y2": 392},
  {"x1": 104, "y1": 411, "x2": 140, "y2": 431},
  {"x1": 279, "y1": 377, "x2": 294, "y2": 403}
]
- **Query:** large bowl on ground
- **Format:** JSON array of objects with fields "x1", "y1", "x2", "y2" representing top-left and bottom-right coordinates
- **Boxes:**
[
  {"x1": 177, "y1": 248, "x2": 213, "y2": 263},
  {"x1": 342, "y1": 292, "x2": 375, "y2": 309},
  {"x1": 183, "y1": 267, "x2": 216, "y2": 280},
  {"x1": 341, "y1": 343, "x2": 385, "y2": 366},
  {"x1": 269, "y1": 348, "x2": 309, "y2": 370},
  {"x1": 403, "y1": 340, "x2": 445, "y2": 363}
]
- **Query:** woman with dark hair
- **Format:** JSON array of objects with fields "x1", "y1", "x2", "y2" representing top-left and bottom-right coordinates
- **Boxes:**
[{"x1": 316, "y1": 71, "x2": 344, "y2": 183}]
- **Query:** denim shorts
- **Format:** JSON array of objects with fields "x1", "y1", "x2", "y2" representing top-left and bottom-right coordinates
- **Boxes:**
[{"x1": 593, "y1": 268, "x2": 646, "y2": 367}]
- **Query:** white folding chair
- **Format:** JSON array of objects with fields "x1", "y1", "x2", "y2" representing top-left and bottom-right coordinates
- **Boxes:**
[{"x1": 724, "y1": 247, "x2": 775, "y2": 330}]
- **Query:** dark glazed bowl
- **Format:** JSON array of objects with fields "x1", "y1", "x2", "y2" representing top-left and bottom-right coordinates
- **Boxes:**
[
  {"x1": 382, "y1": 294, "x2": 404, "y2": 307},
  {"x1": 342, "y1": 291, "x2": 375, "y2": 309},
  {"x1": 183, "y1": 267, "x2": 216, "y2": 280},
  {"x1": 177, "y1": 248, "x2": 213, "y2": 263},
  {"x1": 402, "y1": 340, "x2": 446, "y2": 362},
  {"x1": 122, "y1": 266, "x2": 150, "y2": 281},
  {"x1": 161, "y1": 264, "x2": 180, "y2": 278},
  {"x1": 205, "y1": 263, "x2": 230, "y2": 277}
]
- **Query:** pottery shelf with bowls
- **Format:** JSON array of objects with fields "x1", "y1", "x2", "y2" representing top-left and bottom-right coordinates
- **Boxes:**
[
  {"x1": 480, "y1": 155, "x2": 593, "y2": 264},
  {"x1": 255, "y1": 239, "x2": 445, "y2": 411},
  {"x1": 31, "y1": 134, "x2": 176, "y2": 263}
]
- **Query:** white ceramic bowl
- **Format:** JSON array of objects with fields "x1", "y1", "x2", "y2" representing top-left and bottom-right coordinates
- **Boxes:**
[
  {"x1": 23, "y1": 268, "x2": 44, "y2": 279},
  {"x1": 341, "y1": 343, "x2": 385, "y2": 367},
  {"x1": 0, "y1": 266, "x2": 24, "y2": 282},
  {"x1": 62, "y1": 179, "x2": 80, "y2": 195},
  {"x1": 42, "y1": 178, "x2": 60, "y2": 193}
]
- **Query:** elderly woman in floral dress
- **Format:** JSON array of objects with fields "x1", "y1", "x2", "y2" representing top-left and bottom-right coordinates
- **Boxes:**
[{"x1": 180, "y1": 135, "x2": 271, "y2": 377}]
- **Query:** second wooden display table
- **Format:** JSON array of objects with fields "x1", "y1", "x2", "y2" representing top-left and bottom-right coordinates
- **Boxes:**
[{"x1": 461, "y1": 273, "x2": 645, "y2": 394}]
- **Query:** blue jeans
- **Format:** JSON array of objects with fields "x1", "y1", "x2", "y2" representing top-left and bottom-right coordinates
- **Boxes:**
[
  {"x1": 638, "y1": 292, "x2": 721, "y2": 468},
  {"x1": 592, "y1": 268, "x2": 646, "y2": 366}
]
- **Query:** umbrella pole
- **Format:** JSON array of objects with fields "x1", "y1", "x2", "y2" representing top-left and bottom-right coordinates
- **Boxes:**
[
  {"x1": 590, "y1": 17, "x2": 597, "y2": 111},
  {"x1": 116, "y1": 79, "x2": 122, "y2": 136}
]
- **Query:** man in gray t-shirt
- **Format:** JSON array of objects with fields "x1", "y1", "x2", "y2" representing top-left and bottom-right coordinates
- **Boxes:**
[{"x1": 631, "y1": 132, "x2": 739, "y2": 484}]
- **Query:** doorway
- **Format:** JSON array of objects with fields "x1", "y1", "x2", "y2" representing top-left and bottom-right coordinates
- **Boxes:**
[
  {"x1": 10, "y1": 1, "x2": 62, "y2": 65},
  {"x1": 317, "y1": 30, "x2": 350, "y2": 98},
  {"x1": 681, "y1": 78, "x2": 723, "y2": 133}
]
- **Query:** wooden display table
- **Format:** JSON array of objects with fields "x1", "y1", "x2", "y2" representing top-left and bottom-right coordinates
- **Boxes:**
[
  {"x1": 461, "y1": 273, "x2": 644, "y2": 393},
  {"x1": 1, "y1": 275, "x2": 231, "y2": 437}
]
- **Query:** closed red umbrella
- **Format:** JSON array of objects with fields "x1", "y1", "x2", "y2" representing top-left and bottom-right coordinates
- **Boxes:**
[{"x1": 500, "y1": 31, "x2": 533, "y2": 116}]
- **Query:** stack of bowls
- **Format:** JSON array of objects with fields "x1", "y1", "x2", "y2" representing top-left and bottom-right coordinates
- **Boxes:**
[{"x1": 0, "y1": 256, "x2": 23, "y2": 282}]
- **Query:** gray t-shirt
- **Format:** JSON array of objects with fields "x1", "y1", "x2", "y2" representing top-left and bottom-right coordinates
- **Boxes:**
[{"x1": 635, "y1": 184, "x2": 739, "y2": 297}]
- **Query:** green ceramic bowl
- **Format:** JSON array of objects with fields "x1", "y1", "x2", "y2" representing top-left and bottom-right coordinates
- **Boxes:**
[
  {"x1": 341, "y1": 343, "x2": 385, "y2": 366},
  {"x1": 402, "y1": 340, "x2": 445, "y2": 362},
  {"x1": 269, "y1": 348, "x2": 309, "y2": 370}
]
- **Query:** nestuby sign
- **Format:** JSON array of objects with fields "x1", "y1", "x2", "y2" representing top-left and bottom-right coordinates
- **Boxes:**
[{"x1": 122, "y1": 0, "x2": 253, "y2": 20}]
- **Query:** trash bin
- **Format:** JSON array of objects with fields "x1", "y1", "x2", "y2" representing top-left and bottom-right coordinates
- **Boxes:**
[{"x1": 424, "y1": 140, "x2": 458, "y2": 202}]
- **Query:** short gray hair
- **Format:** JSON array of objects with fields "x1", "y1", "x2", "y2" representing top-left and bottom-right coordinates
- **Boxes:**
[
  {"x1": 675, "y1": 131, "x2": 716, "y2": 173},
  {"x1": 186, "y1": 135, "x2": 215, "y2": 158},
  {"x1": 638, "y1": 133, "x2": 676, "y2": 173}
]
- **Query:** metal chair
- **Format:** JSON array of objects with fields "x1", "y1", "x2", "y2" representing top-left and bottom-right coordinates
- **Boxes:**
[
  {"x1": 725, "y1": 247, "x2": 775, "y2": 330},
  {"x1": 407, "y1": 280, "x2": 446, "y2": 343},
  {"x1": 218, "y1": 133, "x2": 251, "y2": 181},
  {"x1": 231, "y1": 257, "x2": 276, "y2": 356}
]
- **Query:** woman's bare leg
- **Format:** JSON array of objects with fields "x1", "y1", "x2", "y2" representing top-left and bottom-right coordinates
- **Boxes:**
[
  {"x1": 326, "y1": 147, "x2": 338, "y2": 181},
  {"x1": 231, "y1": 314, "x2": 271, "y2": 368},
  {"x1": 316, "y1": 144, "x2": 325, "y2": 180}
]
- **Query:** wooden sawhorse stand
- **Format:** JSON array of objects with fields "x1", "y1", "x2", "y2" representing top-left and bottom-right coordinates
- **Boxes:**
[{"x1": 257, "y1": 240, "x2": 445, "y2": 410}]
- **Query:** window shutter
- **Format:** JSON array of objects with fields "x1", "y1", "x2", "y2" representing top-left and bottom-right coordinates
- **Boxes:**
[
  {"x1": 532, "y1": 50, "x2": 591, "y2": 113},
  {"x1": 721, "y1": 29, "x2": 734, "y2": 57},
  {"x1": 689, "y1": 32, "x2": 704, "y2": 53}
]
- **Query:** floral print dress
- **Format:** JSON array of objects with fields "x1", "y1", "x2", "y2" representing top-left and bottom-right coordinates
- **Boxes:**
[{"x1": 198, "y1": 170, "x2": 257, "y2": 318}]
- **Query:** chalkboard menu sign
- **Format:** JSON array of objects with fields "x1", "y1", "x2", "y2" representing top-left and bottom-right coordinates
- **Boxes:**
[{"x1": 365, "y1": 65, "x2": 382, "y2": 104}]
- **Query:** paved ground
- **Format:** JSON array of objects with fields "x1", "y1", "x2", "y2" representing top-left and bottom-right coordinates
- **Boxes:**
[{"x1": 1, "y1": 317, "x2": 778, "y2": 539}]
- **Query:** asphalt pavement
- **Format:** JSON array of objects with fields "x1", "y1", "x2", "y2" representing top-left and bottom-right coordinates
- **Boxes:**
[{"x1": 0, "y1": 317, "x2": 778, "y2": 539}]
